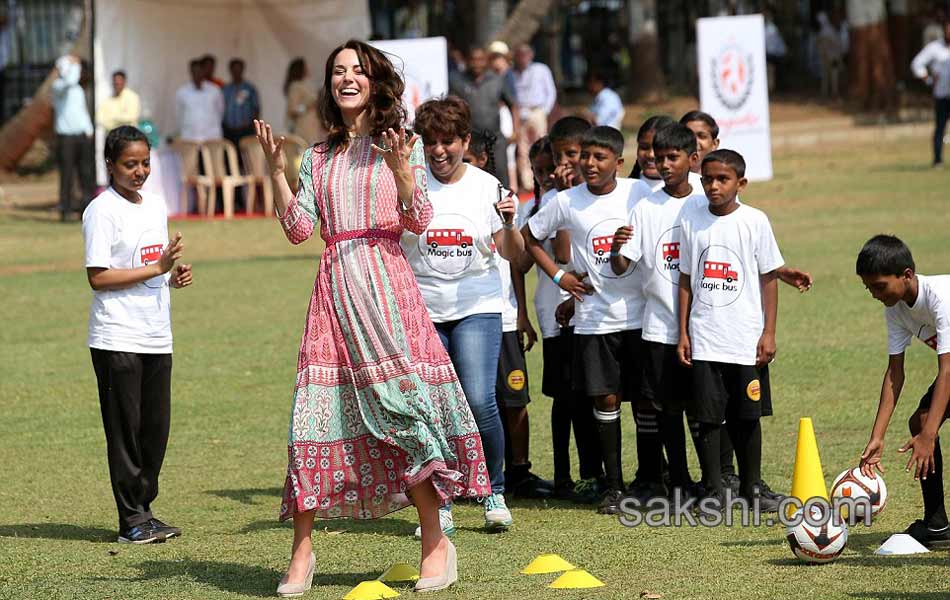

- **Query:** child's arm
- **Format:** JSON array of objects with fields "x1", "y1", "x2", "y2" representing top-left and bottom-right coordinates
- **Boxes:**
[
  {"x1": 553, "y1": 231, "x2": 572, "y2": 264},
  {"x1": 524, "y1": 227, "x2": 591, "y2": 302},
  {"x1": 898, "y1": 353, "x2": 950, "y2": 480},
  {"x1": 677, "y1": 273, "x2": 692, "y2": 367},
  {"x1": 777, "y1": 265, "x2": 813, "y2": 293},
  {"x1": 609, "y1": 225, "x2": 633, "y2": 276},
  {"x1": 860, "y1": 354, "x2": 905, "y2": 478},
  {"x1": 86, "y1": 233, "x2": 183, "y2": 291},
  {"x1": 756, "y1": 271, "x2": 779, "y2": 366},
  {"x1": 511, "y1": 266, "x2": 538, "y2": 351}
]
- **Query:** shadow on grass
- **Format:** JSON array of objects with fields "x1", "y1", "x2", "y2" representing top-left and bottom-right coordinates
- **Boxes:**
[
  {"x1": 849, "y1": 593, "x2": 950, "y2": 600},
  {"x1": 767, "y1": 554, "x2": 950, "y2": 568},
  {"x1": 207, "y1": 487, "x2": 283, "y2": 505},
  {"x1": 136, "y1": 559, "x2": 379, "y2": 597},
  {"x1": 0, "y1": 523, "x2": 114, "y2": 542},
  {"x1": 238, "y1": 517, "x2": 416, "y2": 537}
]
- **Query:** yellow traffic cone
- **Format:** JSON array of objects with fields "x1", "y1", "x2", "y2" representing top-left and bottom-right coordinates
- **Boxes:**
[
  {"x1": 378, "y1": 562, "x2": 419, "y2": 583},
  {"x1": 548, "y1": 569, "x2": 605, "y2": 589},
  {"x1": 343, "y1": 580, "x2": 400, "y2": 600},
  {"x1": 520, "y1": 554, "x2": 576, "y2": 575},
  {"x1": 787, "y1": 417, "x2": 829, "y2": 518}
]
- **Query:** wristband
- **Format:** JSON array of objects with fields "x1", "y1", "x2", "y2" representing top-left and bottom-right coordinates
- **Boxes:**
[
  {"x1": 610, "y1": 249, "x2": 620, "y2": 258},
  {"x1": 503, "y1": 222, "x2": 515, "y2": 230},
  {"x1": 552, "y1": 269, "x2": 566, "y2": 285}
]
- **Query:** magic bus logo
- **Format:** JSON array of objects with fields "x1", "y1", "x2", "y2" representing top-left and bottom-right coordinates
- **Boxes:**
[
  {"x1": 711, "y1": 43, "x2": 754, "y2": 111},
  {"x1": 654, "y1": 227, "x2": 682, "y2": 284},
  {"x1": 133, "y1": 230, "x2": 168, "y2": 289},
  {"x1": 696, "y1": 246, "x2": 745, "y2": 307},
  {"x1": 585, "y1": 218, "x2": 630, "y2": 280},
  {"x1": 418, "y1": 214, "x2": 479, "y2": 275}
]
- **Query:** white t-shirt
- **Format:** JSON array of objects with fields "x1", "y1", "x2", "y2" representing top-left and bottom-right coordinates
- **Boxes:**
[
  {"x1": 82, "y1": 187, "x2": 173, "y2": 354},
  {"x1": 528, "y1": 178, "x2": 645, "y2": 335},
  {"x1": 620, "y1": 185, "x2": 708, "y2": 345},
  {"x1": 679, "y1": 202, "x2": 784, "y2": 365},
  {"x1": 886, "y1": 274, "x2": 950, "y2": 355},
  {"x1": 639, "y1": 171, "x2": 703, "y2": 193},
  {"x1": 402, "y1": 164, "x2": 504, "y2": 323},
  {"x1": 175, "y1": 81, "x2": 224, "y2": 142},
  {"x1": 497, "y1": 194, "x2": 520, "y2": 332},
  {"x1": 520, "y1": 189, "x2": 573, "y2": 339}
]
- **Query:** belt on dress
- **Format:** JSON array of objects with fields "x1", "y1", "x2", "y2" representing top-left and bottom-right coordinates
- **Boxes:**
[{"x1": 322, "y1": 228, "x2": 401, "y2": 248}]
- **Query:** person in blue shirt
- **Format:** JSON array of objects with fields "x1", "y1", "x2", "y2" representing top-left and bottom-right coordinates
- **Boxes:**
[
  {"x1": 585, "y1": 69, "x2": 625, "y2": 130},
  {"x1": 221, "y1": 58, "x2": 261, "y2": 148},
  {"x1": 52, "y1": 54, "x2": 96, "y2": 221}
]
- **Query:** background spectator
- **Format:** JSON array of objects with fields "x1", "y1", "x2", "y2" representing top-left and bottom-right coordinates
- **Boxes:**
[
  {"x1": 97, "y1": 70, "x2": 141, "y2": 131},
  {"x1": 283, "y1": 57, "x2": 322, "y2": 143},
  {"x1": 175, "y1": 58, "x2": 223, "y2": 142},
  {"x1": 222, "y1": 58, "x2": 260, "y2": 147},
  {"x1": 585, "y1": 69, "x2": 624, "y2": 129},
  {"x1": 52, "y1": 54, "x2": 96, "y2": 221},
  {"x1": 511, "y1": 44, "x2": 556, "y2": 192},
  {"x1": 201, "y1": 54, "x2": 224, "y2": 87}
]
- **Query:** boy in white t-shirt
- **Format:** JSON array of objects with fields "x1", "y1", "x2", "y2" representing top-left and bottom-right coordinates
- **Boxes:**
[
  {"x1": 525, "y1": 126, "x2": 644, "y2": 514},
  {"x1": 857, "y1": 235, "x2": 950, "y2": 547},
  {"x1": 612, "y1": 124, "x2": 707, "y2": 501},
  {"x1": 676, "y1": 149, "x2": 784, "y2": 512}
]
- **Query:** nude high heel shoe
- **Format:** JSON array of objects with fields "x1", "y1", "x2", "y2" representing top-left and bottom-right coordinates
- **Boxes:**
[
  {"x1": 414, "y1": 539, "x2": 457, "y2": 593},
  {"x1": 276, "y1": 552, "x2": 315, "y2": 598}
]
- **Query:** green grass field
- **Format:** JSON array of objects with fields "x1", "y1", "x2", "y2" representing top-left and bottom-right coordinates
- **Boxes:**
[{"x1": 2, "y1": 138, "x2": 950, "y2": 600}]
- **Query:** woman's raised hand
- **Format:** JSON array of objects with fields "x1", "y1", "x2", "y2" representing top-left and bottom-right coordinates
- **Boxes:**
[
  {"x1": 254, "y1": 119, "x2": 286, "y2": 176},
  {"x1": 372, "y1": 128, "x2": 419, "y2": 179}
]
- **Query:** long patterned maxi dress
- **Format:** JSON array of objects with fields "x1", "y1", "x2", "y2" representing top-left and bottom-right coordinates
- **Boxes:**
[{"x1": 277, "y1": 136, "x2": 491, "y2": 521}]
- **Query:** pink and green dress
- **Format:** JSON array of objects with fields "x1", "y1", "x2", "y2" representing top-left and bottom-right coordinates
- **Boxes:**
[{"x1": 277, "y1": 136, "x2": 490, "y2": 521}]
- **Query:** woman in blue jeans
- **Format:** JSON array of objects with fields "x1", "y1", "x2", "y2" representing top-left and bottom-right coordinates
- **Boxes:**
[{"x1": 401, "y1": 96, "x2": 524, "y2": 532}]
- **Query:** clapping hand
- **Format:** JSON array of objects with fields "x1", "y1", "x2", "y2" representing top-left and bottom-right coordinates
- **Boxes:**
[
  {"x1": 170, "y1": 264, "x2": 193, "y2": 288},
  {"x1": 254, "y1": 119, "x2": 286, "y2": 176},
  {"x1": 372, "y1": 127, "x2": 419, "y2": 179}
]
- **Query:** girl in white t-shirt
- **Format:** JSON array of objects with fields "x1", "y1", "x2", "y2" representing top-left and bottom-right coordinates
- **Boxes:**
[
  {"x1": 401, "y1": 97, "x2": 524, "y2": 532},
  {"x1": 82, "y1": 126, "x2": 193, "y2": 544}
]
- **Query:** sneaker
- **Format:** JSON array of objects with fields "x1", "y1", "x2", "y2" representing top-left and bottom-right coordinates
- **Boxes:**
[
  {"x1": 597, "y1": 489, "x2": 625, "y2": 515},
  {"x1": 552, "y1": 478, "x2": 577, "y2": 500},
  {"x1": 626, "y1": 479, "x2": 668, "y2": 506},
  {"x1": 483, "y1": 493, "x2": 513, "y2": 530},
  {"x1": 148, "y1": 518, "x2": 181, "y2": 539},
  {"x1": 506, "y1": 470, "x2": 555, "y2": 499},
  {"x1": 752, "y1": 479, "x2": 785, "y2": 503},
  {"x1": 721, "y1": 472, "x2": 741, "y2": 496},
  {"x1": 571, "y1": 478, "x2": 603, "y2": 504},
  {"x1": 118, "y1": 523, "x2": 166, "y2": 544},
  {"x1": 694, "y1": 489, "x2": 726, "y2": 514},
  {"x1": 902, "y1": 519, "x2": 950, "y2": 548},
  {"x1": 743, "y1": 486, "x2": 781, "y2": 513},
  {"x1": 414, "y1": 505, "x2": 456, "y2": 539}
]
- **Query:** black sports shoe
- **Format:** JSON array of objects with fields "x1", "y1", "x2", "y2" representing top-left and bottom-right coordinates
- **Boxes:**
[
  {"x1": 571, "y1": 478, "x2": 604, "y2": 504},
  {"x1": 721, "y1": 472, "x2": 741, "y2": 496},
  {"x1": 552, "y1": 478, "x2": 577, "y2": 500},
  {"x1": 506, "y1": 469, "x2": 555, "y2": 499},
  {"x1": 626, "y1": 479, "x2": 668, "y2": 506},
  {"x1": 148, "y1": 518, "x2": 182, "y2": 539},
  {"x1": 743, "y1": 486, "x2": 781, "y2": 513},
  {"x1": 597, "y1": 489, "x2": 625, "y2": 515},
  {"x1": 902, "y1": 520, "x2": 950, "y2": 548},
  {"x1": 118, "y1": 523, "x2": 166, "y2": 544}
]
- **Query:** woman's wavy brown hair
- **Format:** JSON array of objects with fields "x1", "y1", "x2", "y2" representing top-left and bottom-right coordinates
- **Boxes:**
[
  {"x1": 318, "y1": 40, "x2": 407, "y2": 153},
  {"x1": 413, "y1": 95, "x2": 472, "y2": 144}
]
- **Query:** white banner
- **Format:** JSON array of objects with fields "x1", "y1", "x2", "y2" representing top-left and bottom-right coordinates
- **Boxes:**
[
  {"x1": 371, "y1": 37, "x2": 448, "y2": 126},
  {"x1": 697, "y1": 14, "x2": 773, "y2": 181}
]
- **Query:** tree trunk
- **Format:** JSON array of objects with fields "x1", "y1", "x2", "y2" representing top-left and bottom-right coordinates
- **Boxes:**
[
  {"x1": 492, "y1": 0, "x2": 558, "y2": 48},
  {"x1": 627, "y1": 0, "x2": 664, "y2": 100},
  {"x1": 846, "y1": 0, "x2": 896, "y2": 112},
  {"x1": 0, "y1": 0, "x2": 91, "y2": 172}
]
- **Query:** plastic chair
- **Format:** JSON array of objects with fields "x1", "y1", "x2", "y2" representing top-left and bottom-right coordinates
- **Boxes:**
[
  {"x1": 280, "y1": 134, "x2": 309, "y2": 192},
  {"x1": 239, "y1": 135, "x2": 274, "y2": 216},
  {"x1": 168, "y1": 139, "x2": 213, "y2": 215},
  {"x1": 200, "y1": 139, "x2": 256, "y2": 219}
]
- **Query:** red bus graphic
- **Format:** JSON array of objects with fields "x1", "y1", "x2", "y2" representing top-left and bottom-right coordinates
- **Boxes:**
[
  {"x1": 592, "y1": 235, "x2": 614, "y2": 256},
  {"x1": 427, "y1": 229, "x2": 474, "y2": 249},
  {"x1": 662, "y1": 242, "x2": 680, "y2": 262},
  {"x1": 140, "y1": 244, "x2": 163, "y2": 265},
  {"x1": 703, "y1": 260, "x2": 739, "y2": 283}
]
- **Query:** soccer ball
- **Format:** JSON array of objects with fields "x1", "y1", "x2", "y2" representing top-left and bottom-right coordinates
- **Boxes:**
[
  {"x1": 786, "y1": 504, "x2": 848, "y2": 564},
  {"x1": 831, "y1": 467, "x2": 887, "y2": 519}
]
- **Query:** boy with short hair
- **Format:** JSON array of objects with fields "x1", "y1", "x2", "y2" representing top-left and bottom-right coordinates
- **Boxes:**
[
  {"x1": 525, "y1": 126, "x2": 644, "y2": 513},
  {"x1": 857, "y1": 235, "x2": 950, "y2": 547},
  {"x1": 680, "y1": 110, "x2": 720, "y2": 170},
  {"x1": 611, "y1": 123, "x2": 706, "y2": 499},
  {"x1": 676, "y1": 149, "x2": 784, "y2": 511}
]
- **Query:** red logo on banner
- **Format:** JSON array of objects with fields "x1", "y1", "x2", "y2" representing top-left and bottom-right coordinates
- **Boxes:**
[{"x1": 712, "y1": 45, "x2": 754, "y2": 110}]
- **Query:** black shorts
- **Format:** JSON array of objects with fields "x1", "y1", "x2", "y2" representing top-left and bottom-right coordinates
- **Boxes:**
[
  {"x1": 915, "y1": 379, "x2": 950, "y2": 418},
  {"x1": 496, "y1": 330, "x2": 531, "y2": 408},
  {"x1": 541, "y1": 327, "x2": 574, "y2": 398},
  {"x1": 690, "y1": 360, "x2": 773, "y2": 424},
  {"x1": 641, "y1": 340, "x2": 692, "y2": 414},
  {"x1": 572, "y1": 330, "x2": 642, "y2": 402}
]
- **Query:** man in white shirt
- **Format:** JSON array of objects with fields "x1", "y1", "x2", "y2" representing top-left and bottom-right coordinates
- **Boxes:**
[
  {"x1": 511, "y1": 44, "x2": 556, "y2": 191},
  {"x1": 911, "y1": 19, "x2": 950, "y2": 167},
  {"x1": 51, "y1": 54, "x2": 96, "y2": 220},
  {"x1": 175, "y1": 59, "x2": 224, "y2": 142}
]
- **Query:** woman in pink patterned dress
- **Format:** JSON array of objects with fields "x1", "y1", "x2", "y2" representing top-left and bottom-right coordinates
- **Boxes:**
[{"x1": 255, "y1": 40, "x2": 490, "y2": 597}]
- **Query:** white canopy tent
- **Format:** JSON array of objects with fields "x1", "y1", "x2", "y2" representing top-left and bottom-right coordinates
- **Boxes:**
[{"x1": 93, "y1": 0, "x2": 371, "y2": 141}]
